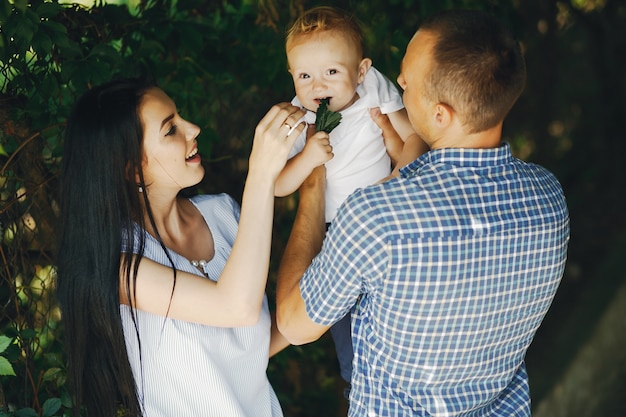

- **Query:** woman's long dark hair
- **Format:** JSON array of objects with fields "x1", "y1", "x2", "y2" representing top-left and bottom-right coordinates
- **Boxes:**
[{"x1": 57, "y1": 78, "x2": 158, "y2": 417}]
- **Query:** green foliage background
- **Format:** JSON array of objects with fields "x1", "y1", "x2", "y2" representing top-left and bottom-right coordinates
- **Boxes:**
[{"x1": 1, "y1": 0, "x2": 625, "y2": 416}]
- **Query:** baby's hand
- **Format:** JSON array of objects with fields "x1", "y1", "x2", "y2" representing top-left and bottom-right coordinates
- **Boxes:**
[
  {"x1": 301, "y1": 128, "x2": 333, "y2": 170},
  {"x1": 370, "y1": 107, "x2": 403, "y2": 164}
]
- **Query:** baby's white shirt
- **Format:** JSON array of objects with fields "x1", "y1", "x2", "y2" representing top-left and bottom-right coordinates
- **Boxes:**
[{"x1": 290, "y1": 66, "x2": 405, "y2": 222}]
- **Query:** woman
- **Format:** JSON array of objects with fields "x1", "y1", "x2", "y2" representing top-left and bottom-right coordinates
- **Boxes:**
[{"x1": 56, "y1": 78, "x2": 310, "y2": 417}]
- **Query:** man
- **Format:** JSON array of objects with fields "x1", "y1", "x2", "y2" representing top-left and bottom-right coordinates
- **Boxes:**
[{"x1": 277, "y1": 9, "x2": 570, "y2": 417}]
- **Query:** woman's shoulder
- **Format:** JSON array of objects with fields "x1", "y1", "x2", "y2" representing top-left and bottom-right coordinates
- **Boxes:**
[
  {"x1": 191, "y1": 192, "x2": 235, "y2": 205},
  {"x1": 190, "y1": 193, "x2": 240, "y2": 220}
]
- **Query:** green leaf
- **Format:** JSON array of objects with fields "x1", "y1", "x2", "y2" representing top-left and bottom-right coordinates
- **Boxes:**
[
  {"x1": 315, "y1": 98, "x2": 342, "y2": 133},
  {"x1": 0, "y1": 0, "x2": 11, "y2": 20},
  {"x1": 43, "y1": 367, "x2": 63, "y2": 382},
  {"x1": 88, "y1": 44, "x2": 122, "y2": 64},
  {"x1": 3, "y1": 326, "x2": 19, "y2": 338},
  {"x1": 42, "y1": 398, "x2": 62, "y2": 417},
  {"x1": 11, "y1": 13, "x2": 38, "y2": 53},
  {"x1": 0, "y1": 356, "x2": 16, "y2": 376},
  {"x1": 60, "y1": 389, "x2": 74, "y2": 408},
  {"x1": 13, "y1": 0, "x2": 28, "y2": 13},
  {"x1": 40, "y1": 20, "x2": 68, "y2": 44},
  {"x1": 0, "y1": 335, "x2": 12, "y2": 353},
  {"x1": 36, "y1": 2, "x2": 63, "y2": 18},
  {"x1": 20, "y1": 328, "x2": 37, "y2": 339},
  {"x1": 31, "y1": 31, "x2": 53, "y2": 58},
  {"x1": 14, "y1": 408, "x2": 38, "y2": 417},
  {"x1": 55, "y1": 36, "x2": 81, "y2": 57}
]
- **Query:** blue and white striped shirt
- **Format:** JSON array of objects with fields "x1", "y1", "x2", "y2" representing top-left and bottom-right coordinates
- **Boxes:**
[
  {"x1": 120, "y1": 194, "x2": 283, "y2": 417},
  {"x1": 300, "y1": 143, "x2": 569, "y2": 416}
]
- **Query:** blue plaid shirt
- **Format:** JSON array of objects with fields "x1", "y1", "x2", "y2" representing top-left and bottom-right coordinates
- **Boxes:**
[{"x1": 300, "y1": 143, "x2": 569, "y2": 416}]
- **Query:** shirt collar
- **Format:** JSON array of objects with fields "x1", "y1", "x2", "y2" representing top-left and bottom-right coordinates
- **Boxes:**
[{"x1": 400, "y1": 142, "x2": 514, "y2": 178}]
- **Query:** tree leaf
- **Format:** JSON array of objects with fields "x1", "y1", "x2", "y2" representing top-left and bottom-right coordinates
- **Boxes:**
[
  {"x1": 41, "y1": 398, "x2": 62, "y2": 417},
  {"x1": 0, "y1": 356, "x2": 16, "y2": 376},
  {"x1": 36, "y1": 2, "x2": 63, "y2": 19},
  {"x1": 0, "y1": 335, "x2": 12, "y2": 353},
  {"x1": 14, "y1": 408, "x2": 38, "y2": 417}
]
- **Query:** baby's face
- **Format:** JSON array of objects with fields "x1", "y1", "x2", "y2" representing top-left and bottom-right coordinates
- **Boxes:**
[{"x1": 287, "y1": 31, "x2": 367, "y2": 113}]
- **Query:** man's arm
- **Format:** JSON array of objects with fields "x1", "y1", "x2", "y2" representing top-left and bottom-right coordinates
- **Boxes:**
[{"x1": 276, "y1": 165, "x2": 331, "y2": 345}]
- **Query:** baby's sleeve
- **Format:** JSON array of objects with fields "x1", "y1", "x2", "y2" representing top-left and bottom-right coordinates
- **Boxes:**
[{"x1": 364, "y1": 66, "x2": 405, "y2": 115}]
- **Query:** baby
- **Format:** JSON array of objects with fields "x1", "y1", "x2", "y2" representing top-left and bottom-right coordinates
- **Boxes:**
[
  {"x1": 275, "y1": 6, "x2": 428, "y2": 391},
  {"x1": 276, "y1": 6, "x2": 427, "y2": 222}
]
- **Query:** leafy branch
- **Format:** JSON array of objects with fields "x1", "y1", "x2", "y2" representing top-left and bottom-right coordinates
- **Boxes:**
[{"x1": 315, "y1": 98, "x2": 342, "y2": 133}]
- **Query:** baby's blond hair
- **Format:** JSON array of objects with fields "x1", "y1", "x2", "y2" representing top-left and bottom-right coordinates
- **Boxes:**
[{"x1": 286, "y1": 6, "x2": 364, "y2": 58}]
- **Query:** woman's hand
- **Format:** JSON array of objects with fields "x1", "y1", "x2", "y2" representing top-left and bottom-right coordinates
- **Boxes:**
[{"x1": 249, "y1": 103, "x2": 307, "y2": 180}]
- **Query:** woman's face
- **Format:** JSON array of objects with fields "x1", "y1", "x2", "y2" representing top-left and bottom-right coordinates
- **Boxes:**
[{"x1": 139, "y1": 87, "x2": 203, "y2": 193}]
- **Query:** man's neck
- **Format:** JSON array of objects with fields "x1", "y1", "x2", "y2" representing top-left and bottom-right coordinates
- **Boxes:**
[{"x1": 430, "y1": 122, "x2": 503, "y2": 150}]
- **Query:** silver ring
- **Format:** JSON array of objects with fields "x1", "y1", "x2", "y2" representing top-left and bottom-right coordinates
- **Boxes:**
[{"x1": 286, "y1": 115, "x2": 307, "y2": 136}]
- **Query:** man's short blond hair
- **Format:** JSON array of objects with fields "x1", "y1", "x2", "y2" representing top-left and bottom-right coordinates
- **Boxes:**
[{"x1": 419, "y1": 10, "x2": 526, "y2": 133}]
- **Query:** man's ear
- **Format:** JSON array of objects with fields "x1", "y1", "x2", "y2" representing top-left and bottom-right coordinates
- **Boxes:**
[
  {"x1": 357, "y1": 58, "x2": 372, "y2": 83},
  {"x1": 434, "y1": 102, "x2": 454, "y2": 128}
]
